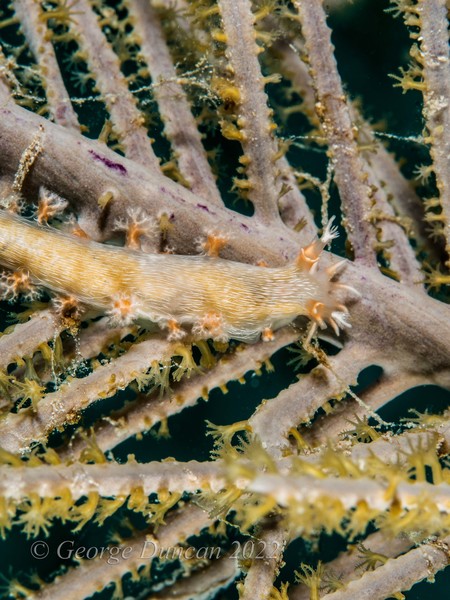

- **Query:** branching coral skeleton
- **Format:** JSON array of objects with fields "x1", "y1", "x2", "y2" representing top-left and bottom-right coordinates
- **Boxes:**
[{"x1": 0, "y1": 0, "x2": 449, "y2": 599}]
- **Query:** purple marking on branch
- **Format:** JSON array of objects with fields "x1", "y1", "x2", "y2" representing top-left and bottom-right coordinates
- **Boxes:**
[
  {"x1": 240, "y1": 223, "x2": 250, "y2": 232},
  {"x1": 197, "y1": 203, "x2": 215, "y2": 213},
  {"x1": 88, "y1": 150, "x2": 127, "y2": 175}
]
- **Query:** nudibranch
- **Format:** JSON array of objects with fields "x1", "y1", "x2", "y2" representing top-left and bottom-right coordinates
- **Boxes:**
[{"x1": 0, "y1": 209, "x2": 351, "y2": 343}]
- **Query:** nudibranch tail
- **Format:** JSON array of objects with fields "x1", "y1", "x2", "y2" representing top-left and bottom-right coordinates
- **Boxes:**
[{"x1": 0, "y1": 209, "x2": 354, "y2": 343}]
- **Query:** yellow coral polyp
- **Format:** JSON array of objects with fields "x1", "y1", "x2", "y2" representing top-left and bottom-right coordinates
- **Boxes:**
[
  {"x1": 212, "y1": 76, "x2": 241, "y2": 106},
  {"x1": 38, "y1": 0, "x2": 83, "y2": 26},
  {"x1": 15, "y1": 378, "x2": 45, "y2": 411},
  {"x1": 220, "y1": 120, "x2": 244, "y2": 141},
  {"x1": 211, "y1": 30, "x2": 228, "y2": 44}
]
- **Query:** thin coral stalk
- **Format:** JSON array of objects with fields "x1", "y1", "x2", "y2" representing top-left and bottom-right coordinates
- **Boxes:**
[
  {"x1": 0, "y1": 460, "x2": 227, "y2": 500},
  {"x1": 150, "y1": 554, "x2": 239, "y2": 599},
  {"x1": 0, "y1": 336, "x2": 172, "y2": 452},
  {"x1": 238, "y1": 524, "x2": 287, "y2": 600},
  {"x1": 70, "y1": 0, "x2": 159, "y2": 168},
  {"x1": 301, "y1": 371, "x2": 426, "y2": 446},
  {"x1": 31, "y1": 505, "x2": 211, "y2": 600},
  {"x1": 320, "y1": 535, "x2": 450, "y2": 600},
  {"x1": 73, "y1": 316, "x2": 134, "y2": 361},
  {"x1": 290, "y1": 531, "x2": 413, "y2": 600},
  {"x1": 365, "y1": 132, "x2": 431, "y2": 251},
  {"x1": 246, "y1": 473, "x2": 450, "y2": 512},
  {"x1": 293, "y1": 0, "x2": 378, "y2": 266},
  {"x1": 127, "y1": 0, "x2": 222, "y2": 204},
  {"x1": 0, "y1": 308, "x2": 62, "y2": 371},
  {"x1": 217, "y1": 0, "x2": 284, "y2": 224},
  {"x1": 249, "y1": 343, "x2": 372, "y2": 457},
  {"x1": 414, "y1": 0, "x2": 450, "y2": 266},
  {"x1": 356, "y1": 121, "x2": 424, "y2": 287},
  {"x1": 13, "y1": 0, "x2": 79, "y2": 129}
]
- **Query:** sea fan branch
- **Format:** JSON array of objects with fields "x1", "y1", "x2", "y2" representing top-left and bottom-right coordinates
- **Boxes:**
[
  {"x1": 0, "y1": 336, "x2": 172, "y2": 453},
  {"x1": 217, "y1": 0, "x2": 284, "y2": 224},
  {"x1": 71, "y1": 0, "x2": 159, "y2": 168},
  {"x1": 127, "y1": 0, "x2": 222, "y2": 204},
  {"x1": 13, "y1": 0, "x2": 79, "y2": 129},
  {"x1": 293, "y1": 0, "x2": 379, "y2": 266},
  {"x1": 320, "y1": 535, "x2": 450, "y2": 600}
]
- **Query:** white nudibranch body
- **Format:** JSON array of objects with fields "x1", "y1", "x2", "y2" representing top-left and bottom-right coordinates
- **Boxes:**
[{"x1": 0, "y1": 210, "x2": 352, "y2": 342}]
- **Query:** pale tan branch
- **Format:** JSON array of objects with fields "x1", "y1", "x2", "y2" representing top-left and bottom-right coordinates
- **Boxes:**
[
  {"x1": 0, "y1": 336, "x2": 172, "y2": 453},
  {"x1": 289, "y1": 530, "x2": 413, "y2": 600},
  {"x1": 344, "y1": 260, "x2": 450, "y2": 373},
  {"x1": 321, "y1": 535, "x2": 450, "y2": 600},
  {"x1": 13, "y1": 0, "x2": 79, "y2": 129},
  {"x1": 360, "y1": 125, "x2": 432, "y2": 257},
  {"x1": 239, "y1": 524, "x2": 286, "y2": 600},
  {"x1": 415, "y1": 0, "x2": 450, "y2": 266},
  {"x1": 0, "y1": 460, "x2": 227, "y2": 500},
  {"x1": 0, "y1": 308, "x2": 62, "y2": 371},
  {"x1": 301, "y1": 371, "x2": 426, "y2": 447},
  {"x1": 218, "y1": 0, "x2": 283, "y2": 224},
  {"x1": 293, "y1": 0, "x2": 378, "y2": 266},
  {"x1": 32, "y1": 505, "x2": 211, "y2": 600},
  {"x1": 277, "y1": 176, "x2": 317, "y2": 240},
  {"x1": 73, "y1": 317, "x2": 134, "y2": 361},
  {"x1": 71, "y1": 0, "x2": 159, "y2": 168},
  {"x1": 271, "y1": 39, "x2": 321, "y2": 135},
  {"x1": 150, "y1": 555, "x2": 239, "y2": 599},
  {"x1": 249, "y1": 343, "x2": 372, "y2": 458},
  {"x1": 127, "y1": 0, "x2": 222, "y2": 204},
  {"x1": 246, "y1": 474, "x2": 450, "y2": 512},
  {"x1": 357, "y1": 126, "x2": 424, "y2": 287}
]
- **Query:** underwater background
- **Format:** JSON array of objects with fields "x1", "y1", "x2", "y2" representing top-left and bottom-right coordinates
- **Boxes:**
[{"x1": 0, "y1": 0, "x2": 449, "y2": 598}]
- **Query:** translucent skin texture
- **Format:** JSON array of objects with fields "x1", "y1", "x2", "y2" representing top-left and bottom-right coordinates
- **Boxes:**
[{"x1": 0, "y1": 210, "x2": 349, "y2": 342}]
